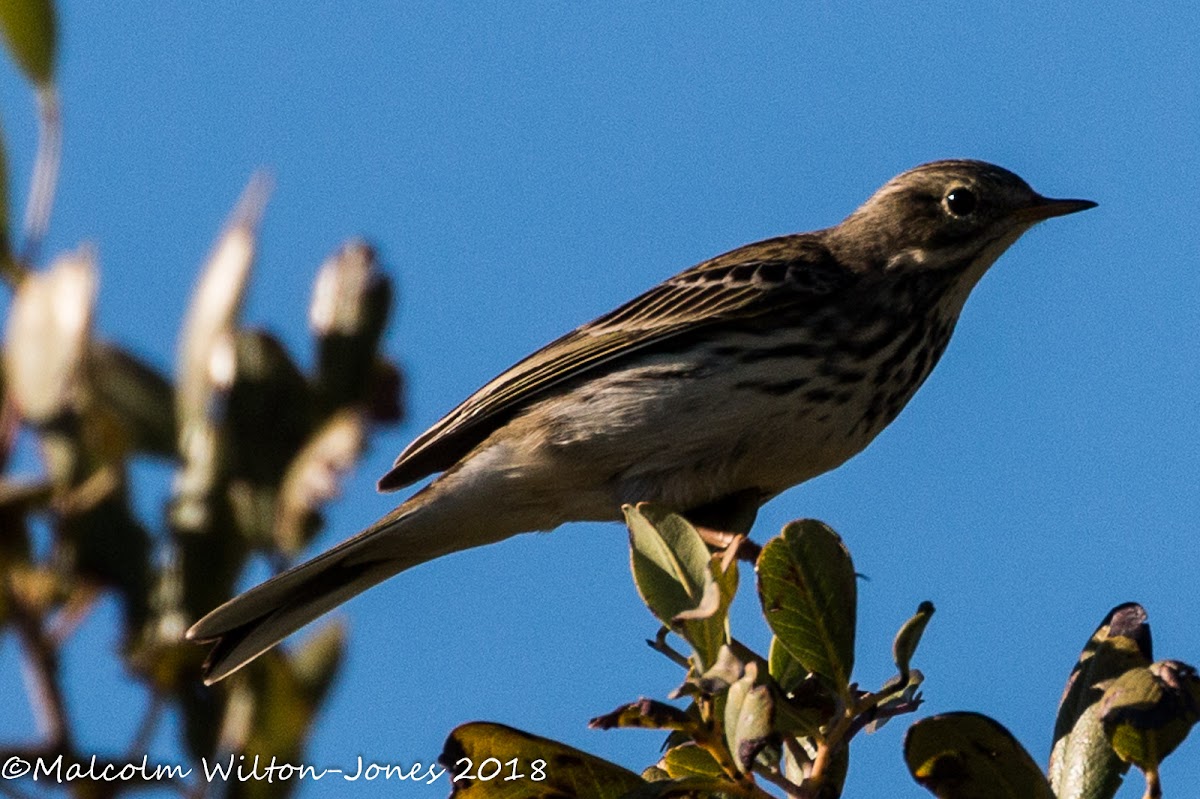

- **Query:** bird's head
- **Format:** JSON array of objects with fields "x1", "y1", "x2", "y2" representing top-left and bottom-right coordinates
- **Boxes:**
[{"x1": 828, "y1": 159, "x2": 1096, "y2": 278}]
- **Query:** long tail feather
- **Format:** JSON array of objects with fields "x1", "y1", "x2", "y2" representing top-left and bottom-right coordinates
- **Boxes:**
[{"x1": 187, "y1": 504, "x2": 424, "y2": 684}]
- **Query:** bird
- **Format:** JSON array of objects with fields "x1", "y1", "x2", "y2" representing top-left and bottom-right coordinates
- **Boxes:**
[{"x1": 188, "y1": 159, "x2": 1095, "y2": 683}]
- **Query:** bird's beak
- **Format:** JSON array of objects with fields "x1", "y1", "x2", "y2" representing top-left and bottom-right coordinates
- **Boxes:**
[{"x1": 1015, "y1": 195, "x2": 1098, "y2": 224}]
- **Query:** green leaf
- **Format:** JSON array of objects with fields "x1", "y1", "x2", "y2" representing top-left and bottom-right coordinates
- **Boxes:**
[
  {"x1": 772, "y1": 675, "x2": 834, "y2": 739},
  {"x1": 768, "y1": 635, "x2": 809, "y2": 694},
  {"x1": 0, "y1": 0, "x2": 57, "y2": 86},
  {"x1": 723, "y1": 661, "x2": 775, "y2": 773},
  {"x1": 627, "y1": 503, "x2": 711, "y2": 620},
  {"x1": 1101, "y1": 660, "x2": 1200, "y2": 777},
  {"x1": 756, "y1": 520, "x2": 856, "y2": 696},
  {"x1": 226, "y1": 330, "x2": 314, "y2": 487},
  {"x1": 626, "y1": 503, "x2": 734, "y2": 667},
  {"x1": 290, "y1": 620, "x2": 346, "y2": 702},
  {"x1": 893, "y1": 600, "x2": 935, "y2": 684},
  {"x1": 89, "y1": 341, "x2": 178, "y2": 458},
  {"x1": 658, "y1": 744, "x2": 725, "y2": 780},
  {"x1": 234, "y1": 649, "x2": 328, "y2": 799},
  {"x1": 905, "y1": 712, "x2": 1055, "y2": 799},
  {"x1": 441, "y1": 722, "x2": 645, "y2": 799},
  {"x1": 1049, "y1": 602, "x2": 1153, "y2": 799},
  {"x1": 59, "y1": 477, "x2": 153, "y2": 632}
]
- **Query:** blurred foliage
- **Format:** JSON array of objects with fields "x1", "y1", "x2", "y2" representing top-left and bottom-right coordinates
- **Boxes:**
[
  {"x1": 4, "y1": 4, "x2": 1196, "y2": 799},
  {"x1": 0, "y1": 4, "x2": 404, "y2": 796},
  {"x1": 441, "y1": 507, "x2": 1198, "y2": 799}
]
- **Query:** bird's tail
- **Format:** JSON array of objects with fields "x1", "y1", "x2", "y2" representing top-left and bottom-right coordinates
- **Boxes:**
[{"x1": 187, "y1": 493, "x2": 460, "y2": 684}]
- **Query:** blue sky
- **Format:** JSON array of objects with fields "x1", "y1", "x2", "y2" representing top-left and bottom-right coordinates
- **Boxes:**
[{"x1": 2, "y1": 2, "x2": 1198, "y2": 797}]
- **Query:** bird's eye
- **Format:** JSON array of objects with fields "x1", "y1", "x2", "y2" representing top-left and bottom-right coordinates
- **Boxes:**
[{"x1": 944, "y1": 187, "x2": 977, "y2": 217}]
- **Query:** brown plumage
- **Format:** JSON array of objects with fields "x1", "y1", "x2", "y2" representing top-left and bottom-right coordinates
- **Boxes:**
[{"x1": 188, "y1": 160, "x2": 1094, "y2": 683}]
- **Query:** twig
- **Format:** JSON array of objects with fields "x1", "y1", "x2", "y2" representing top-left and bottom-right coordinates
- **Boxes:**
[
  {"x1": 646, "y1": 626, "x2": 691, "y2": 669},
  {"x1": 9, "y1": 590, "x2": 71, "y2": 752},
  {"x1": 845, "y1": 698, "x2": 923, "y2": 739},
  {"x1": 20, "y1": 86, "x2": 62, "y2": 265},
  {"x1": 752, "y1": 762, "x2": 809, "y2": 799}
]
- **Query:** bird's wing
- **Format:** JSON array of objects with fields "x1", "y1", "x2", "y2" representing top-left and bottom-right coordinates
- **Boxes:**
[{"x1": 378, "y1": 234, "x2": 846, "y2": 490}]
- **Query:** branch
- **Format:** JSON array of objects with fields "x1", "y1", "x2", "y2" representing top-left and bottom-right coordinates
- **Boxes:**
[{"x1": 9, "y1": 588, "x2": 71, "y2": 752}]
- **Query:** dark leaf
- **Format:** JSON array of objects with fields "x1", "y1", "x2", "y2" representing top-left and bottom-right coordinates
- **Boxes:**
[
  {"x1": 1101, "y1": 660, "x2": 1200, "y2": 776},
  {"x1": 905, "y1": 712, "x2": 1055, "y2": 799},
  {"x1": 310, "y1": 241, "x2": 394, "y2": 414},
  {"x1": 0, "y1": 0, "x2": 57, "y2": 85},
  {"x1": 274, "y1": 409, "x2": 364, "y2": 554},
  {"x1": 1049, "y1": 603, "x2": 1153, "y2": 799},
  {"x1": 58, "y1": 474, "x2": 153, "y2": 633},
  {"x1": 89, "y1": 341, "x2": 177, "y2": 458},
  {"x1": 441, "y1": 722, "x2": 645, "y2": 799},
  {"x1": 589, "y1": 698, "x2": 694, "y2": 732},
  {"x1": 773, "y1": 674, "x2": 837, "y2": 739},
  {"x1": 226, "y1": 329, "x2": 314, "y2": 486},
  {"x1": 769, "y1": 634, "x2": 809, "y2": 694}
]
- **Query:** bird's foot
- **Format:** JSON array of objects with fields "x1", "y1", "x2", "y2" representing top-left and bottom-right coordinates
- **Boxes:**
[{"x1": 695, "y1": 526, "x2": 762, "y2": 568}]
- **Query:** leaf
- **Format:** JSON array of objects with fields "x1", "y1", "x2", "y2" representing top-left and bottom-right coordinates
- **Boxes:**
[
  {"x1": 1100, "y1": 660, "x2": 1200, "y2": 776},
  {"x1": 905, "y1": 712, "x2": 1055, "y2": 799},
  {"x1": 1049, "y1": 602, "x2": 1153, "y2": 799},
  {"x1": 723, "y1": 661, "x2": 775, "y2": 773},
  {"x1": 441, "y1": 722, "x2": 645, "y2": 799},
  {"x1": 88, "y1": 341, "x2": 177, "y2": 458},
  {"x1": 309, "y1": 240, "x2": 393, "y2": 414},
  {"x1": 234, "y1": 650, "x2": 326, "y2": 798},
  {"x1": 769, "y1": 634, "x2": 809, "y2": 694},
  {"x1": 756, "y1": 520, "x2": 856, "y2": 696},
  {"x1": 658, "y1": 743, "x2": 725, "y2": 780},
  {"x1": 893, "y1": 600, "x2": 935, "y2": 684},
  {"x1": 686, "y1": 556, "x2": 738, "y2": 669},
  {"x1": 176, "y1": 173, "x2": 270, "y2": 449},
  {"x1": 695, "y1": 644, "x2": 744, "y2": 694},
  {"x1": 589, "y1": 698, "x2": 694, "y2": 732},
  {"x1": 290, "y1": 620, "x2": 346, "y2": 702},
  {"x1": 58, "y1": 475, "x2": 153, "y2": 632},
  {"x1": 772, "y1": 673, "x2": 835, "y2": 739},
  {"x1": 225, "y1": 329, "x2": 314, "y2": 486},
  {"x1": 627, "y1": 503, "x2": 711, "y2": 622},
  {"x1": 274, "y1": 409, "x2": 365, "y2": 554},
  {"x1": 0, "y1": 478, "x2": 53, "y2": 513},
  {"x1": 0, "y1": 0, "x2": 57, "y2": 86},
  {"x1": 626, "y1": 503, "x2": 735, "y2": 667},
  {"x1": 3, "y1": 247, "x2": 96, "y2": 424}
]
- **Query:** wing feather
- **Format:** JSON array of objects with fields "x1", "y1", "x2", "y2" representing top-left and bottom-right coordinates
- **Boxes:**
[{"x1": 378, "y1": 233, "x2": 845, "y2": 490}]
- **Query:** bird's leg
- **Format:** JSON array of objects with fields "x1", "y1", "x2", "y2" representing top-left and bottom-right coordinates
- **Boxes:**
[{"x1": 684, "y1": 490, "x2": 764, "y2": 565}]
